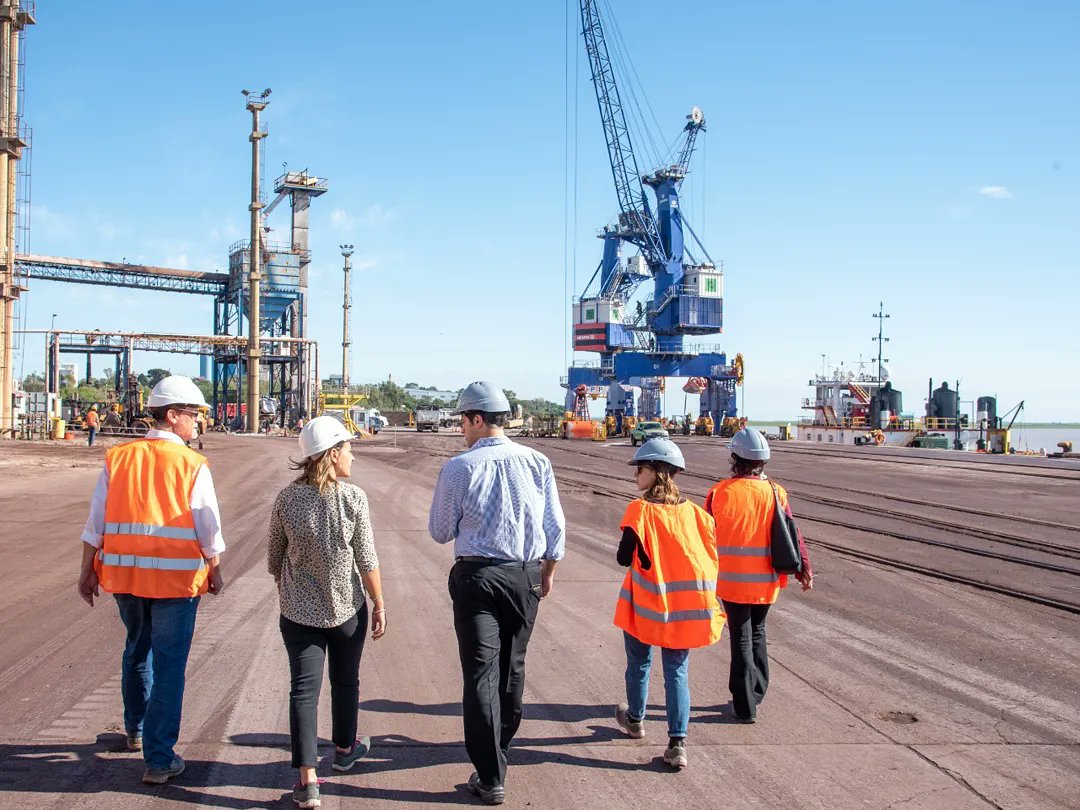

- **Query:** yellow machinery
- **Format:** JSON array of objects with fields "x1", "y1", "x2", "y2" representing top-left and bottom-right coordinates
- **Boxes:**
[
  {"x1": 719, "y1": 416, "x2": 746, "y2": 438},
  {"x1": 319, "y1": 392, "x2": 369, "y2": 435},
  {"x1": 694, "y1": 415, "x2": 714, "y2": 436}
]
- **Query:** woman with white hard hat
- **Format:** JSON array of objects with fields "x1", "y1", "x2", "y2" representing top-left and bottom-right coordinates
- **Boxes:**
[
  {"x1": 613, "y1": 437, "x2": 724, "y2": 770},
  {"x1": 267, "y1": 415, "x2": 386, "y2": 808},
  {"x1": 703, "y1": 428, "x2": 812, "y2": 724}
]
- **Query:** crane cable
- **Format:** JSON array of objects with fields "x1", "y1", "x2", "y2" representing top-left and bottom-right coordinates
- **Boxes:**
[{"x1": 564, "y1": 0, "x2": 581, "y2": 367}]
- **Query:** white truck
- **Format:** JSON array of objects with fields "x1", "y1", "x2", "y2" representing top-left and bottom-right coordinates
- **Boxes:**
[
  {"x1": 351, "y1": 407, "x2": 388, "y2": 434},
  {"x1": 416, "y1": 407, "x2": 442, "y2": 432}
]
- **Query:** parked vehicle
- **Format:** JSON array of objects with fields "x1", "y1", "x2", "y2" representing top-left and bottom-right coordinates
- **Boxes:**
[
  {"x1": 352, "y1": 408, "x2": 388, "y2": 434},
  {"x1": 416, "y1": 407, "x2": 442, "y2": 432},
  {"x1": 630, "y1": 420, "x2": 669, "y2": 446}
]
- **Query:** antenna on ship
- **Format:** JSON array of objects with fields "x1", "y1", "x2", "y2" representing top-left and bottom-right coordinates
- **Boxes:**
[{"x1": 873, "y1": 301, "x2": 890, "y2": 384}]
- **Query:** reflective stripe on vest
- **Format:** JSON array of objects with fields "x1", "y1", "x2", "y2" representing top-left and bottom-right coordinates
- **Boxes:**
[
  {"x1": 99, "y1": 552, "x2": 206, "y2": 571},
  {"x1": 718, "y1": 571, "x2": 779, "y2": 583},
  {"x1": 104, "y1": 522, "x2": 199, "y2": 541},
  {"x1": 619, "y1": 588, "x2": 717, "y2": 623},
  {"x1": 716, "y1": 545, "x2": 770, "y2": 557},
  {"x1": 630, "y1": 568, "x2": 716, "y2": 596}
]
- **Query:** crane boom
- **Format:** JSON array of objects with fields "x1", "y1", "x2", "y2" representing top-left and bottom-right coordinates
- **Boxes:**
[{"x1": 579, "y1": 0, "x2": 665, "y2": 264}]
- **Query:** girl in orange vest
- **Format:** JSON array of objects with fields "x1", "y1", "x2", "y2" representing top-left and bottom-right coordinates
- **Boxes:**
[
  {"x1": 704, "y1": 428, "x2": 812, "y2": 723},
  {"x1": 614, "y1": 438, "x2": 724, "y2": 769}
]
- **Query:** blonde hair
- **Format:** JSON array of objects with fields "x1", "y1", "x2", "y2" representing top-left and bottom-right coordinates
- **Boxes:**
[
  {"x1": 643, "y1": 462, "x2": 682, "y2": 505},
  {"x1": 289, "y1": 441, "x2": 344, "y2": 494}
]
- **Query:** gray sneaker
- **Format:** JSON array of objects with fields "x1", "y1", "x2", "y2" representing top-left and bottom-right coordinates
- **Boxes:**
[
  {"x1": 332, "y1": 735, "x2": 371, "y2": 772},
  {"x1": 663, "y1": 739, "x2": 688, "y2": 769},
  {"x1": 292, "y1": 778, "x2": 322, "y2": 808},
  {"x1": 467, "y1": 771, "x2": 505, "y2": 805},
  {"x1": 615, "y1": 703, "x2": 645, "y2": 739},
  {"x1": 141, "y1": 755, "x2": 186, "y2": 785}
]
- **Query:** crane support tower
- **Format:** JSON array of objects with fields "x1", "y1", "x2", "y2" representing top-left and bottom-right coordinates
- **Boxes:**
[{"x1": 563, "y1": 0, "x2": 740, "y2": 431}]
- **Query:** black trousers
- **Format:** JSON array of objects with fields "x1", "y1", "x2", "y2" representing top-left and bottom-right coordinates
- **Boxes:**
[
  {"x1": 721, "y1": 600, "x2": 771, "y2": 720},
  {"x1": 449, "y1": 559, "x2": 541, "y2": 787},
  {"x1": 279, "y1": 606, "x2": 369, "y2": 767}
]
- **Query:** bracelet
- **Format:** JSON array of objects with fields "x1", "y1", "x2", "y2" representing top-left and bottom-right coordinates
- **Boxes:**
[{"x1": 372, "y1": 608, "x2": 385, "y2": 614}]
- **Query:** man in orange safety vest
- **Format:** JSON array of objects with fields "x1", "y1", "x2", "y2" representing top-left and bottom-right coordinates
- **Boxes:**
[{"x1": 76, "y1": 375, "x2": 226, "y2": 785}]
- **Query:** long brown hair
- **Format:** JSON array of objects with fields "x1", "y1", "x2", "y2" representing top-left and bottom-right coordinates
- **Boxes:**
[
  {"x1": 289, "y1": 441, "x2": 344, "y2": 494},
  {"x1": 642, "y1": 461, "x2": 682, "y2": 505}
]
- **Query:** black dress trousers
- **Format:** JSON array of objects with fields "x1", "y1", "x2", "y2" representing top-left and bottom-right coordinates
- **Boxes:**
[{"x1": 449, "y1": 558, "x2": 542, "y2": 787}]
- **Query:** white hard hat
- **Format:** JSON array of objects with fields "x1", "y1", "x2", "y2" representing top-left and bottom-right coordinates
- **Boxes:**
[
  {"x1": 629, "y1": 437, "x2": 686, "y2": 470},
  {"x1": 298, "y1": 415, "x2": 354, "y2": 460},
  {"x1": 730, "y1": 427, "x2": 771, "y2": 461},
  {"x1": 147, "y1": 375, "x2": 208, "y2": 408}
]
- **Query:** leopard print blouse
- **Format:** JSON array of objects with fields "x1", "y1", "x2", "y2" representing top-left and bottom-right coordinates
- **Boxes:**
[{"x1": 267, "y1": 480, "x2": 379, "y2": 628}]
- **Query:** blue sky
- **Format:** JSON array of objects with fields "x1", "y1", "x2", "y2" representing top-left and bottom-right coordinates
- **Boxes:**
[{"x1": 16, "y1": 0, "x2": 1080, "y2": 420}]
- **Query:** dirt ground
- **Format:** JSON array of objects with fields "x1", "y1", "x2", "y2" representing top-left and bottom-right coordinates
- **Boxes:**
[{"x1": 0, "y1": 431, "x2": 1077, "y2": 809}]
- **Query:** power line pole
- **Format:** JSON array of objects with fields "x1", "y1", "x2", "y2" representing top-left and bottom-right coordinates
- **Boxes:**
[
  {"x1": 242, "y1": 88, "x2": 270, "y2": 433},
  {"x1": 340, "y1": 244, "x2": 353, "y2": 394},
  {"x1": 872, "y1": 300, "x2": 890, "y2": 382}
]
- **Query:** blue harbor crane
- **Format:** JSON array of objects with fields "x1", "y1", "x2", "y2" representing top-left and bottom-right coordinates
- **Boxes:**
[{"x1": 564, "y1": 0, "x2": 740, "y2": 431}]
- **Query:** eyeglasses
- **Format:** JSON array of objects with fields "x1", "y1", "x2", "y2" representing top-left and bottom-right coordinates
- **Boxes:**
[{"x1": 634, "y1": 466, "x2": 649, "y2": 476}]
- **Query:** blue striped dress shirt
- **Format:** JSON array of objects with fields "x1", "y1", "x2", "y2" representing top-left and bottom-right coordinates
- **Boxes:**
[{"x1": 428, "y1": 437, "x2": 566, "y2": 562}]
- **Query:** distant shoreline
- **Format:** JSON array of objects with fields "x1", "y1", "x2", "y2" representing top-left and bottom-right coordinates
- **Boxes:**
[{"x1": 745, "y1": 420, "x2": 1080, "y2": 430}]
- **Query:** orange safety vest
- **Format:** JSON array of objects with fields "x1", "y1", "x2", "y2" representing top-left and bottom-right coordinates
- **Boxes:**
[
  {"x1": 705, "y1": 477, "x2": 788, "y2": 605},
  {"x1": 614, "y1": 498, "x2": 724, "y2": 649},
  {"x1": 95, "y1": 438, "x2": 210, "y2": 599},
  {"x1": 86, "y1": 410, "x2": 99, "y2": 428}
]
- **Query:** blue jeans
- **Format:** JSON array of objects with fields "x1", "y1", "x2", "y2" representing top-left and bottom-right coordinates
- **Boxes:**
[
  {"x1": 623, "y1": 632, "x2": 690, "y2": 738},
  {"x1": 114, "y1": 594, "x2": 200, "y2": 768}
]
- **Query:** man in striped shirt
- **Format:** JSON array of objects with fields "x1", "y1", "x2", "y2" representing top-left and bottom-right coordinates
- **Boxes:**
[{"x1": 429, "y1": 381, "x2": 565, "y2": 806}]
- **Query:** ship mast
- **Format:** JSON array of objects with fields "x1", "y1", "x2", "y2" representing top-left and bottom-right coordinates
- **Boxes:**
[{"x1": 873, "y1": 301, "x2": 890, "y2": 384}]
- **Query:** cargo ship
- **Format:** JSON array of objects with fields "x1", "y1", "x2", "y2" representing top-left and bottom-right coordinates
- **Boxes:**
[{"x1": 795, "y1": 366, "x2": 992, "y2": 449}]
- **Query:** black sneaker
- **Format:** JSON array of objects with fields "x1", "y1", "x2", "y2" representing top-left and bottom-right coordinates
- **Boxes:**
[
  {"x1": 467, "y1": 771, "x2": 505, "y2": 805},
  {"x1": 332, "y1": 736, "x2": 371, "y2": 772},
  {"x1": 292, "y1": 778, "x2": 323, "y2": 808},
  {"x1": 141, "y1": 755, "x2": 185, "y2": 785}
]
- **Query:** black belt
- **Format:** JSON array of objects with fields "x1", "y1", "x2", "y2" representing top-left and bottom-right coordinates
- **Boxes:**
[{"x1": 456, "y1": 555, "x2": 540, "y2": 567}]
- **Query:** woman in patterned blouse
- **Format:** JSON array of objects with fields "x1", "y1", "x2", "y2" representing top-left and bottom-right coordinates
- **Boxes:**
[{"x1": 267, "y1": 417, "x2": 385, "y2": 808}]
